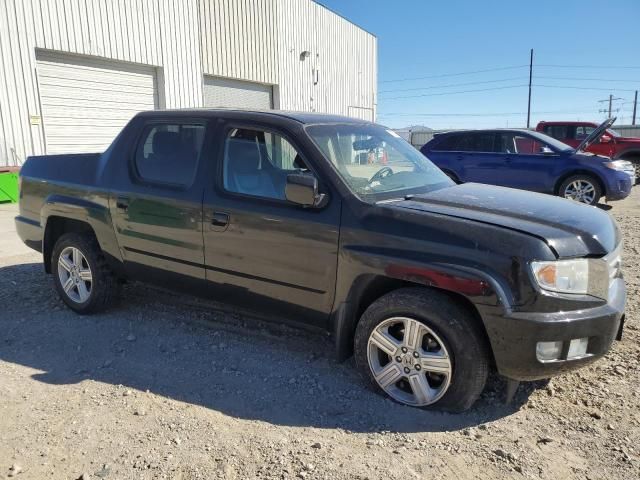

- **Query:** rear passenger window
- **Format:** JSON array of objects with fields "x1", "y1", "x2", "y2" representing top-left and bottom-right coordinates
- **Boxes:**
[
  {"x1": 433, "y1": 135, "x2": 460, "y2": 151},
  {"x1": 467, "y1": 132, "x2": 494, "y2": 152},
  {"x1": 135, "y1": 123, "x2": 205, "y2": 186},
  {"x1": 543, "y1": 125, "x2": 569, "y2": 139}
]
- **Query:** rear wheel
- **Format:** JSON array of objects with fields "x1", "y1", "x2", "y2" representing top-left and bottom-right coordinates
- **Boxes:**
[
  {"x1": 52, "y1": 233, "x2": 118, "y2": 314},
  {"x1": 354, "y1": 288, "x2": 489, "y2": 412},
  {"x1": 558, "y1": 174, "x2": 602, "y2": 205}
]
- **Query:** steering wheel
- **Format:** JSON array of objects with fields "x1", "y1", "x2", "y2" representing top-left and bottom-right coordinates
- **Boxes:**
[{"x1": 368, "y1": 166, "x2": 394, "y2": 184}]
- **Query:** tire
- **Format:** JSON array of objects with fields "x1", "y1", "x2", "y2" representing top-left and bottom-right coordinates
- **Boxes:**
[
  {"x1": 354, "y1": 287, "x2": 489, "y2": 412},
  {"x1": 558, "y1": 174, "x2": 602, "y2": 205},
  {"x1": 51, "y1": 232, "x2": 118, "y2": 314}
]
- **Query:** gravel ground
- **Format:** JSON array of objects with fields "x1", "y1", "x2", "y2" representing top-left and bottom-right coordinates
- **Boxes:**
[{"x1": 1, "y1": 191, "x2": 639, "y2": 480}]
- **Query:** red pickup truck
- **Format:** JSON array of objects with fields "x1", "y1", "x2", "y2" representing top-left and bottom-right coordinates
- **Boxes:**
[{"x1": 536, "y1": 120, "x2": 640, "y2": 171}]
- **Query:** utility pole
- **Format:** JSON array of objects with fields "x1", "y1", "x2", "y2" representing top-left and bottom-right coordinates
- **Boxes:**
[
  {"x1": 526, "y1": 49, "x2": 533, "y2": 128},
  {"x1": 633, "y1": 90, "x2": 638, "y2": 126},
  {"x1": 597, "y1": 95, "x2": 623, "y2": 118}
]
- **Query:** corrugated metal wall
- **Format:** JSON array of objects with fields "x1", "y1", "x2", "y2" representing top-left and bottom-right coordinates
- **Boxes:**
[
  {"x1": 613, "y1": 125, "x2": 640, "y2": 138},
  {"x1": 0, "y1": 0, "x2": 377, "y2": 166},
  {"x1": 0, "y1": 0, "x2": 203, "y2": 165},
  {"x1": 199, "y1": 0, "x2": 278, "y2": 85},
  {"x1": 275, "y1": 0, "x2": 377, "y2": 117}
]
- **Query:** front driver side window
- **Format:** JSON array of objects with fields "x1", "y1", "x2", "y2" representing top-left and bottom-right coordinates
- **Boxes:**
[
  {"x1": 223, "y1": 128, "x2": 307, "y2": 200},
  {"x1": 496, "y1": 133, "x2": 545, "y2": 154}
]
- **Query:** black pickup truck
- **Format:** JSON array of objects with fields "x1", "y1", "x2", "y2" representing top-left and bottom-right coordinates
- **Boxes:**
[{"x1": 16, "y1": 110, "x2": 626, "y2": 411}]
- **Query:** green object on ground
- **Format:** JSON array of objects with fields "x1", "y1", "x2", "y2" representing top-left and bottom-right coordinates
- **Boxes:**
[{"x1": 0, "y1": 171, "x2": 19, "y2": 203}]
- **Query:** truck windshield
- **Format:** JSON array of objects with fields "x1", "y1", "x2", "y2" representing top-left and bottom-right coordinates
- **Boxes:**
[{"x1": 306, "y1": 123, "x2": 453, "y2": 202}]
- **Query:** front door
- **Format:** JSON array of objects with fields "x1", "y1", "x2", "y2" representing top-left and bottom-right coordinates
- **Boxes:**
[
  {"x1": 493, "y1": 132, "x2": 558, "y2": 193},
  {"x1": 109, "y1": 119, "x2": 209, "y2": 282},
  {"x1": 202, "y1": 124, "x2": 341, "y2": 326}
]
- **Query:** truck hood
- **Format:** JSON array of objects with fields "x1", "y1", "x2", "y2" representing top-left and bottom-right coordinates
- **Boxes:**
[{"x1": 387, "y1": 183, "x2": 619, "y2": 257}]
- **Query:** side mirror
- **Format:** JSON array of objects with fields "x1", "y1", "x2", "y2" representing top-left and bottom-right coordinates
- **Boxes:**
[
  {"x1": 285, "y1": 173, "x2": 323, "y2": 207},
  {"x1": 540, "y1": 146, "x2": 555, "y2": 155},
  {"x1": 600, "y1": 135, "x2": 612, "y2": 143}
]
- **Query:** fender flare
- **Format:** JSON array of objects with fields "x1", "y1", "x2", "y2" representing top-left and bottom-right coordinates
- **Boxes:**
[
  {"x1": 613, "y1": 149, "x2": 640, "y2": 161},
  {"x1": 331, "y1": 261, "x2": 510, "y2": 362},
  {"x1": 554, "y1": 169, "x2": 607, "y2": 196},
  {"x1": 41, "y1": 194, "x2": 123, "y2": 270}
]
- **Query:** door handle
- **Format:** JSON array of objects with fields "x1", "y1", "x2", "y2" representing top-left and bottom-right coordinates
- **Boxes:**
[
  {"x1": 116, "y1": 197, "x2": 129, "y2": 211},
  {"x1": 211, "y1": 212, "x2": 230, "y2": 228}
]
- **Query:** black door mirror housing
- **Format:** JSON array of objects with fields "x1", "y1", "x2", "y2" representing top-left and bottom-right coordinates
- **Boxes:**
[{"x1": 285, "y1": 173, "x2": 323, "y2": 207}]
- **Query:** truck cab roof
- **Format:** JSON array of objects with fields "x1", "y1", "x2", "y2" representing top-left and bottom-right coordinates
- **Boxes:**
[{"x1": 135, "y1": 109, "x2": 374, "y2": 126}]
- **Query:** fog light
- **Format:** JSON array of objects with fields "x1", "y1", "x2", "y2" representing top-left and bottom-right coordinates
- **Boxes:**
[
  {"x1": 536, "y1": 341, "x2": 563, "y2": 362},
  {"x1": 567, "y1": 337, "x2": 589, "y2": 359}
]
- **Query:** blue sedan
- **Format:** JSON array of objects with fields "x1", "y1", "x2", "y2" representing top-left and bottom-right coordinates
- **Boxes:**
[{"x1": 420, "y1": 125, "x2": 635, "y2": 206}]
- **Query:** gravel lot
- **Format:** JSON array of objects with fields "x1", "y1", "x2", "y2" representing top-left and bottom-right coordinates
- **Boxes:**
[{"x1": 1, "y1": 191, "x2": 639, "y2": 480}]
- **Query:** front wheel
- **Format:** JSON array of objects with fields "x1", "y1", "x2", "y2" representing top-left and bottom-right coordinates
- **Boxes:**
[
  {"x1": 354, "y1": 288, "x2": 489, "y2": 412},
  {"x1": 558, "y1": 175, "x2": 602, "y2": 205},
  {"x1": 52, "y1": 232, "x2": 118, "y2": 314}
]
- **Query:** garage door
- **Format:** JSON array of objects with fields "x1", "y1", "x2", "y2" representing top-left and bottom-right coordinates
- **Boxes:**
[
  {"x1": 203, "y1": 76, "x2": 272, "y2": 110},
  {"x1": 36, "y1": 51, "x2": 158, "y2": 154}
]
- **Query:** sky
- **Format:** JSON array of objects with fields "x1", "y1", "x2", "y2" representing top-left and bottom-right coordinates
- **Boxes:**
[{"x1": 318, "y1": 0, "x2": 640, "y2": 130}]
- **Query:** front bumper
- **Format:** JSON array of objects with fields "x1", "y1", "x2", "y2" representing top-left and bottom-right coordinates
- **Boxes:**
[
  {"x1": 605, "y1": 171, "x2": 633, "y2": 201},
  {"x1": 480, "y1": 278, "x2": 626, "y2": 381}
]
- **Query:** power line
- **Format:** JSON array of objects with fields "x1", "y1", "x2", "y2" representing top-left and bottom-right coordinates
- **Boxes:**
[
  {"x1": 377, "y1": 108, "x2": 605, "y2": 117},
  {"x1": 380, "y1": 83, "x2": 637, "y2": 101},
  {"x1": 378, "y1": 77, "x2": 525, "y2": 94},
  {"x1": 534, "y1": 84, "x2": 638, "y2": 92},
  {"x1": 535, "y1": 75, "x2": 640, "y2": 83},
  {"x1": 381, "y1": 84, "x2": 528, "y2": 100},
  {"x1": 537, "y1": 64, "x2": 640, "y2": 69},
  {"x1": 379, "y1": 65, "x2": 528, "y2": 84}
]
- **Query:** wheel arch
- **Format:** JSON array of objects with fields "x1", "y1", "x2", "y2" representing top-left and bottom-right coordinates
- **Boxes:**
[
  {"x1": 554, "y1": 170, "x2": 606, "y2": 196},
  {"x1": 332, "y1": 271, "x2": 498, "y2": 365},
  {"x1": 41, "y1": 194, "x2": 123, "y2": 274},
  {"x1": 43, "y1": 217, "x2": 96, "y2": 273},
  {"x1": 613, "y1": 149, "x2": 640, "y2": 161}
]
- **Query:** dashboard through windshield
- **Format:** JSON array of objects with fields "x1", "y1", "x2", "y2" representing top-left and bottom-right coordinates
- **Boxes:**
[{"x1": 306, "y1": 123, "x2": 453, "y2": 202}]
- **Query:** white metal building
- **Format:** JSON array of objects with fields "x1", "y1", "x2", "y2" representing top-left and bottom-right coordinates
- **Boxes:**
[{"x1": 0, "y1": 0, "x2": 377, "y2": 165}]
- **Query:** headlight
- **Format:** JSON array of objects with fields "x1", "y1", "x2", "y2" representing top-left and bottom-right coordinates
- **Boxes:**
[
  {"x1": 604, "y1": 160, "x2": 634, "y2": 174},
  {"x1": 531, "y1": 259, "x2": 589, "y2": 294},
  {"x1": 531, "y1": 244, "x2": 622, "y2": 299}
]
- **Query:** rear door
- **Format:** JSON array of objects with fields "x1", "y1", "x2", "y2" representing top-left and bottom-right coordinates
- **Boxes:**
[
  {"x1": 454, "y1": 132, "x2": 506, "y2": 184},
  {"x1": 109, "y1": 117, "x2": 209, "y2": 282},
  {"x1": 202, "y1": 122, "x2": 341, "y2": 326},
  {"x1": 423, "y1": 134, "x2": 463, "y2": 177}
]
